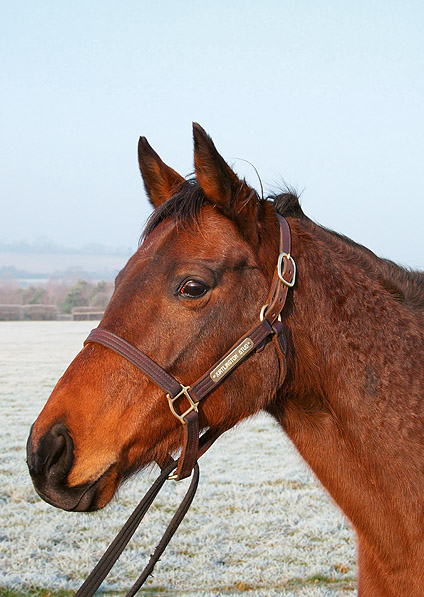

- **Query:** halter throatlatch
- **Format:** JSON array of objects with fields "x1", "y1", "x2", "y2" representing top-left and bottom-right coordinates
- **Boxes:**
[{"x1": 77, "y1": 214, "x2": 296, "y2": 595}]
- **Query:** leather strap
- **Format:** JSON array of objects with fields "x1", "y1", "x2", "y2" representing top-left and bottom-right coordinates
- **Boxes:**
[
  {"x1": 172, "y1": 410, "x2": 199, "y2": 480},
  {"x1": 84, "y1": 215, "x2": 295, "y2": 482},
  {"x1": 85, "y1": 320, "x2": 275, "y2": 481},
  {"x1": 85, "y1": 320, "x2": 274, "y2": 404},
  {"x1": 75, "y1": 214, "x2": 296, "y2": 597},
  {"x1": 126, "y1": 463, "x2": 199, "y2": 595},
  {"x1": 261, "y1": 215, "x2": 295, "y2": 324},
  {"x1": 84, "y1": 329, "x2": 182, "y2": 397},
  {"x1": 190, "y1": 319, "x2": 274, "y2": 402},
  {"x1": 75, "y1": 460, "x2": 199, "y2": 597}
]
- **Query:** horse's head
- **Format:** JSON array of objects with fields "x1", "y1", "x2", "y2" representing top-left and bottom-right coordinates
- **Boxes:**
[{"x1": 27, "y1": 124, "x2": 286, "y2": 511}]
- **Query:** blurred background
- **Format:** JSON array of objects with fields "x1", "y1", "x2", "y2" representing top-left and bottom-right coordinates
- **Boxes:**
[{"x1": 1, "y1": 0, "x2": 423, "y2": 319}]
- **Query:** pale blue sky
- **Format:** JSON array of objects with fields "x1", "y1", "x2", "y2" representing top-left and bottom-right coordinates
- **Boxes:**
[{"x1": 2, "y1": 1, "x2": 423, "y2": 267}]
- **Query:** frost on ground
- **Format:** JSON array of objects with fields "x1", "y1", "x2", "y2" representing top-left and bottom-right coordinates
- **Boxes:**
[{"x1": 0, "y1": 322, "x2": 356, "y2": 595}]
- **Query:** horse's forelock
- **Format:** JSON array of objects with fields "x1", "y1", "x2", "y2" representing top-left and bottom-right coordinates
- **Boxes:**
[{"x1": 140, "y1": 180, "x2": 207, "y2": 244}]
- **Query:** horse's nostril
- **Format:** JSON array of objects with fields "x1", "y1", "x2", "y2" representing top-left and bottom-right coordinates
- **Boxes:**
[
  {"x1": 27, "y1": 423, "x2": 74, "y2": 484},
  {"x1": 27, "y1": 423, "x2": 102, "y2": 511},
  {"x1": 46, "y1": 431, "x2": 66, "y2": 470}
]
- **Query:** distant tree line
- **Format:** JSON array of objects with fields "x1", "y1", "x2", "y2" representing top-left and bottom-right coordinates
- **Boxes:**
[{"x1": 0, "y1": 278, "x2": 114, "y2": 315}]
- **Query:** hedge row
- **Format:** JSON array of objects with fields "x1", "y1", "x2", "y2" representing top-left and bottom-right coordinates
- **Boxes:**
[{"x1": 0, "y1": 304, "x2": 59, "y2": 321}]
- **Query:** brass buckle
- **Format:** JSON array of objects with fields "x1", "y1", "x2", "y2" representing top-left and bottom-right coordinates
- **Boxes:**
[
  {"x1": 277, "y1": 253, "x2": 296, "y2": 287},
  {"x1": 166, "y1": 385, "x2": 198, "y2": 424}
]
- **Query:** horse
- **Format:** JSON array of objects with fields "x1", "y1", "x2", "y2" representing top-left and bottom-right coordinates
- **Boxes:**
[{"x1": 27, "y1": 123, "x2": 424, "y2": 596}]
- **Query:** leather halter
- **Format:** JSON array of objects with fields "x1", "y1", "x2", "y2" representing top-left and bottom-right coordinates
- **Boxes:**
[
  {"x1": 75, "y1": 214, "x2": 296, "y2": 596},
  {"x1": 84, "y1": 215, "x2": 296, "y2": 481}
]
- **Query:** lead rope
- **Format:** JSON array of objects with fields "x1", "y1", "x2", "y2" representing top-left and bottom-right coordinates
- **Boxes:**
[
  {"x1": 75, "y1": 461, "x2": 199, "y2": 597},
  {"x1": 127, "y1": 463, "x2": 199, "y2": 596}
]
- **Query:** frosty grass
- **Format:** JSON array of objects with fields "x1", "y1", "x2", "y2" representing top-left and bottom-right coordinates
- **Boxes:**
[{"x1": 0, "y1": 322, "x2": 356, "y2": 596}]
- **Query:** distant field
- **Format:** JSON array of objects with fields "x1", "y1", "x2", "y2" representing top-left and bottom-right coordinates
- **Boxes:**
[{"x1": 0, "y1": 322, "x2": 356, "y2": 596}]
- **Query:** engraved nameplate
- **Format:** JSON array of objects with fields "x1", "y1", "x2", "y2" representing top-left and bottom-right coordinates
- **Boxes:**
[{"x1": 210, "y1": 337, "x2": 254, "y2": 383}]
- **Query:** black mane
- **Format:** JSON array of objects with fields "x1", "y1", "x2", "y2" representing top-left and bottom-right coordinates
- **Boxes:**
[
  {"x1": 141, "y1": 180, "x2": 207, "y2": 242},
  {"x1": 271, "y1": 190, "x2": 304, "y2": 219}
]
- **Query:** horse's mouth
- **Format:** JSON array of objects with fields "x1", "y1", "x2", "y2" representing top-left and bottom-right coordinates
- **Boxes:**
[{"x1": 32, "y1": 463, "x2": 120, "y2": 512}]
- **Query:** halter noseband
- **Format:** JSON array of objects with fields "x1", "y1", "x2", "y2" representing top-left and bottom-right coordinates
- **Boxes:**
[{"x1": 84, "y1": 215, "x2": 296, "y2": 481}]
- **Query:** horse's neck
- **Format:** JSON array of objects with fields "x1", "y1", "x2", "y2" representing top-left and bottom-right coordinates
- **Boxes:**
[{"x1": 270, "y1": 218, "x2": 424, "y2": 567}]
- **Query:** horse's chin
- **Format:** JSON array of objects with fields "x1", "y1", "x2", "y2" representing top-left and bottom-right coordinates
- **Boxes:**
[{"x1": 33, "y1": 463, "x2": 121, "y2": 512}]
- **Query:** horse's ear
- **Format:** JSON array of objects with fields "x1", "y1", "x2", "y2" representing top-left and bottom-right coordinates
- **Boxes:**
[
  {"x1": 193, "y1": 123, "x2": 260, "y2": 243},
  {"x1": 138, "y1": 137, "x2": 184, "y2": 208}
]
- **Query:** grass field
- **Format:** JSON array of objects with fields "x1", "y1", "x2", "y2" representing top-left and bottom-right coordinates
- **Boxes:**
[{"x1": 0, "y1": 322, "x2": 356, "y2": 595}]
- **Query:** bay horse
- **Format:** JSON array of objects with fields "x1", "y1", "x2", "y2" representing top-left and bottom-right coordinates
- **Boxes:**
[{"x1": 27, "y1": 124, "x2": 424, "y2": 596}]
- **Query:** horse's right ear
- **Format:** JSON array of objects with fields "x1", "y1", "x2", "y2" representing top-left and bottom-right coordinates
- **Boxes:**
[{"x1": 138, "y1": 137, "x2": 184, "y2": 208}]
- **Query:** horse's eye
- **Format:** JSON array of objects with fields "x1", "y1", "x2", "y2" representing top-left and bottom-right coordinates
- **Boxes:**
[{"x1": 179, "y1": 280, "x2": 208, "y2": 298}]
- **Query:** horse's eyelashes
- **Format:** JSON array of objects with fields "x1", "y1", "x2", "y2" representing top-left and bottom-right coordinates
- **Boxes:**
[{"x1": 178, "y1": 280, "x2": 209, "y2": 298}]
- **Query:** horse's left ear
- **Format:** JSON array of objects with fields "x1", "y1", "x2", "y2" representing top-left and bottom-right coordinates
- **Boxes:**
[
  {"x1": 138, "y1": 137, "x2": 185, "y2": 208},
  {"x1": 193, "y1": 123, "x2": 259, "y2": 243}
]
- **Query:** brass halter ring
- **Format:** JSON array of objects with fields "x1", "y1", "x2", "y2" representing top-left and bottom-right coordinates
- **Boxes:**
[
  {"x1": 277, "y1": 252, "x2": 296, "y2": 287},
  {"x1": 259, "y1": 303, "x2": 282, "y2": 322},
  {"x1": 166, "y1": 385, "x2": 198, "y2": 425}
]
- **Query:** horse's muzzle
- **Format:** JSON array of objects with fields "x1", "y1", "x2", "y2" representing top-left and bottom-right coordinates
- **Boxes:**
[{"x1": 26, "y1": 422, "x2": 110, "y2": 512}]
